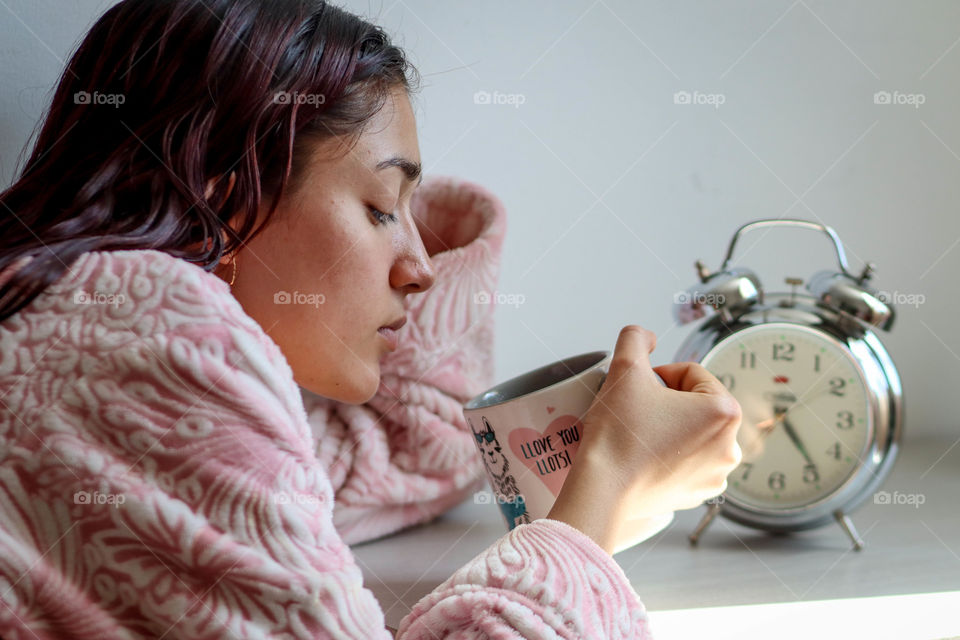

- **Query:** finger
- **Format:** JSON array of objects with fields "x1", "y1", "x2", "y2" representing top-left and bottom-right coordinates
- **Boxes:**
[
  {"x1": 607, "y1": 325, "x2": 658, "y2": 380},
  {"x1": 610, "y1": 324, "x2": 657, "y2": 373},
  {"x1": 653, "y1": 361, "x2": 729, "y2": 396}
]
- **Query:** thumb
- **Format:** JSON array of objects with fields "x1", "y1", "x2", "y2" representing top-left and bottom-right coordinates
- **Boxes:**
[{"x1": 606, "y1": 325, "x2": 658, "y2": 382}]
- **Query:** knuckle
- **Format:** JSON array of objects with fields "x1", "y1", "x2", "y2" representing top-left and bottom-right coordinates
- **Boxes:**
[
  {"x1": 729, "y1": 441, "x2": 743, "y2": 467},
  {"x1": 609, "y1": 355, "x2": 639, "y2": 374},
  {"x1": 722, "y1": 440, "x2": 743, "y2": 468},
  {"x1": 689, "y1": 362, "x2": 710, "y2": 376},
  {"x1": 710, "y1": 394, "x2": 742, "y2": 425}
]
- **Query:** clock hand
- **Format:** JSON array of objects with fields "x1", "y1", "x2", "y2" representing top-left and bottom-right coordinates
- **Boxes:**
[
  {"x1": 743, "y1": 408, "x2": 786, "y2": 460},
  {"x1": 761, "y1": 406, "x2": 788, "y2": 430},
  {"x1": 781, "y1": 416, "x2": 816, "y2": 468},
  {"x1": 755, "y1": 417, "x2": 776, "y2": 431}
]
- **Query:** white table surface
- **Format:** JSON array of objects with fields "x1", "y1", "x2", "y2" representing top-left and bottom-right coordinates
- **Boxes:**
[{"x1": 352, "y1": 434, "x2": 960, "y2": 638}]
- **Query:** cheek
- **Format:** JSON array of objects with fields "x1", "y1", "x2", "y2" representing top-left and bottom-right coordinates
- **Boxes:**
[
  {"x1": 266, "y1": 209, "x2": 383, "y2": 318},
  {"x1": 237, "y1": 210, "x2": 384, "y2": 347}
]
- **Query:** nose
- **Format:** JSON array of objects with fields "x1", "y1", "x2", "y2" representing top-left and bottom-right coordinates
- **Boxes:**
[{"x1": 390, "y1": 216, "x2": 437, "y2": 294}]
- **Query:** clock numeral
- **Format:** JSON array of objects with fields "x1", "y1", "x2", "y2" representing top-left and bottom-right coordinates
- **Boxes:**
[
  {"x1": 802, "y1": 463, "x2": 820, "y2": 483},
  {"x1": 740, "y1": 352, "x2": 757, "y2": 369},
  {"x1": 772, "y1": 343, "x2": 795, "y2": 362},
  {"x1": 836, "y1": 410, "x2": 854, "y2": 430},
  {"x1": 829, "y1": 377, "x2": 846, "y2": 397},
  {"x1": 768, "y1": 472, "x2": 785, "y2": 491},
  {"x1": 740, "y1": 462, "x2": 754, "y2": 481},
  {"x1": 814, "y1": 354, "x2": 821, "y2": 373},
  {"x1": 827, "y1": 442, "x2": 842, "y2": 460},
  {"x1": 718, "y1": 373, "x2": 735, "y2": 390}
]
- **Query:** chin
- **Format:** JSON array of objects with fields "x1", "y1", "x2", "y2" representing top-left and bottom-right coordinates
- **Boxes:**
[
  {"x1": 335, "y1": 359, "x2": 382, "y2": 405},
  {"x1": 293, "y1": 342, "x2": 382, "y2": 404}
]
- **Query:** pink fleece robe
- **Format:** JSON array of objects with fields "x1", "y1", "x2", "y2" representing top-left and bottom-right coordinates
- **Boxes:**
[{"x1": 0, "y1": 176, "x2": 653, "y2": 638}]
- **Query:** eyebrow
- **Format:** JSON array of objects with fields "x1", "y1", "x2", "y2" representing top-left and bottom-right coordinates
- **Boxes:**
[{"x1": 376, "y1": 156, "x2": 423, "y2": 186}]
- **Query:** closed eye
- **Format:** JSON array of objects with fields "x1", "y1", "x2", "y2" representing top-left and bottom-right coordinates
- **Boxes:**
[{"x1": 369, "y1": 206, "x2": 398, "y2": 225}]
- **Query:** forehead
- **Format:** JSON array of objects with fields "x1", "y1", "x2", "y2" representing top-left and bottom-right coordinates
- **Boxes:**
[{"x1": 352, "y1": 88, "x2": 419, "y2": 165}]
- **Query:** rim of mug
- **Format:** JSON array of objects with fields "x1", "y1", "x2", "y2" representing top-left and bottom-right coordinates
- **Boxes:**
[{"x1": 463, "y1": 350, "x2": 610, "y2": 411}]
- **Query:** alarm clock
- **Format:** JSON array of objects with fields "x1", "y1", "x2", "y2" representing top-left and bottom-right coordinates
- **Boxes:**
[{"x1": 673, "y1": 218, "x2": 902, "y2": 550}]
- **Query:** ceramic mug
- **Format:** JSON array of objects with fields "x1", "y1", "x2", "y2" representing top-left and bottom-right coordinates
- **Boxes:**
[{"x1": 463, "y1": 350, "x2": 674, "y2": 553}]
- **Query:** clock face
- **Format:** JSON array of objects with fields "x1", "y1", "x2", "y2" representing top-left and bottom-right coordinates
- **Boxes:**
[{"x1": 700, "y1": 323, "x2": 872, "y2": 511}]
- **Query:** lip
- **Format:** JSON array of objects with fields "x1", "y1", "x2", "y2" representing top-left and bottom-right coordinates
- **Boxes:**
[
  {"x1": 377, "y1": 316, "x2": 406, "y2": 351},
  {"x1": 381, "y1": 316, "x2": 407, "y2": 331}
]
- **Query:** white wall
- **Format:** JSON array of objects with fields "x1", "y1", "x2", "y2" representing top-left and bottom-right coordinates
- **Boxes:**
[{"x1": 2, "y1": 1, "x2": 958, "y2": 441}]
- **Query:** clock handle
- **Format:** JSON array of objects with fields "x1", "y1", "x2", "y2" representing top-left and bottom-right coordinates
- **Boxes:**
[{"x1": 718, "y1": 218, "x2": 857, "y2": 280}]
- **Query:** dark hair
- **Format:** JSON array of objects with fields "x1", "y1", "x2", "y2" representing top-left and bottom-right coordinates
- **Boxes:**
[{"x1": 0, "y1": 0, "x2": 418, "y2": 323}]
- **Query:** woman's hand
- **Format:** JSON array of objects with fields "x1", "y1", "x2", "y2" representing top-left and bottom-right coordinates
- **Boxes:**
[{"x1": 546, "y1": 325, "x2": 743, "y2": 554}]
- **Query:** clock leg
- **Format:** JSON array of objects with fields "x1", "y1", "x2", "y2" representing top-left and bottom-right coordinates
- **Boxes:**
[
  {"x1": 688, "y1": 501, "x2": 722, "y2": 546},
  {"x1": 833, "y1": 509, "x2": 864, "y2": 551}
]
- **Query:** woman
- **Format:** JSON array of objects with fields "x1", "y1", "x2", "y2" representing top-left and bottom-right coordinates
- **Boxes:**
[{"x1": 0, "y1": 1, "x2": 742, "y2": 638}]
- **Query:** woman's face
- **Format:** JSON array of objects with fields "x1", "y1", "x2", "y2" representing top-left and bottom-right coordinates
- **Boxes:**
[{"x1": 224, "y1": 86, "x2": 436, "y2": 404}]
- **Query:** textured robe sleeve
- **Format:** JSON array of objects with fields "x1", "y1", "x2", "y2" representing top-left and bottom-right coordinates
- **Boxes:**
[
  {"x1": 0, "y1": 249, "x2": 393, "y2": 638},
  {"x1": 397, "y1": 518, "x2": 654, "y2": 639}
]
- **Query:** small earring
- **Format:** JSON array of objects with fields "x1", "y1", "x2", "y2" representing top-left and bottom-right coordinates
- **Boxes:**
[{"x1": 228, "y1": 255, "x2": 238, "y2": 286}]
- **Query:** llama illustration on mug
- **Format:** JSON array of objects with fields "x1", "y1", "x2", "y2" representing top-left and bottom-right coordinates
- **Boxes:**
[{"x1": 471, "y1": 416, "x2": 531, "y2": 528}]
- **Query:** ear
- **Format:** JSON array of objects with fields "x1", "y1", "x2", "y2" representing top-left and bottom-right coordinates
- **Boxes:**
[
  {"x1": 204, "y1": 171, "x2": 237, "y2": 202},
  {"x1": 203, "y1": 172, "x2": 240, "y2": 270}
]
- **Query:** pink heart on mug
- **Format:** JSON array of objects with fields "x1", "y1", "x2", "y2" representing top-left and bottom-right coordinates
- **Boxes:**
[
  {"x1": 546, "y1": 406, "x2": 555, "y2": 414},
  {"x1": 508, "y1": 414, "x2": 582, "y2": 497}
]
